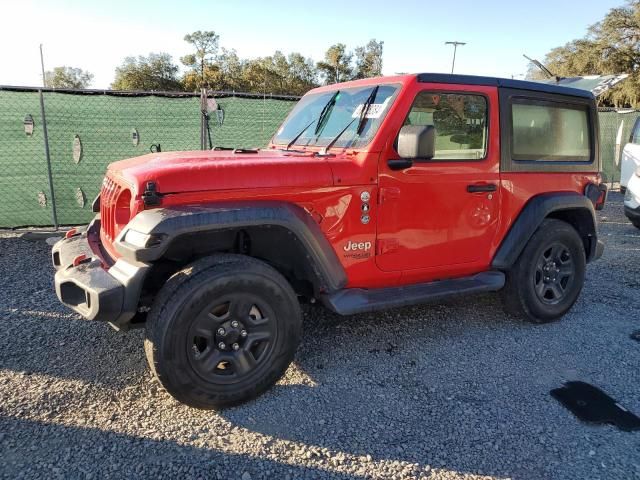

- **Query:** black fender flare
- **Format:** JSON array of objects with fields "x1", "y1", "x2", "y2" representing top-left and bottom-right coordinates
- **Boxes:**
[
  {"x1": 113, "y1": 201, "x2": 347, "y2": 293},
  {"x1": 491, "y1": 192, "x2": 599, "y2": 270}
]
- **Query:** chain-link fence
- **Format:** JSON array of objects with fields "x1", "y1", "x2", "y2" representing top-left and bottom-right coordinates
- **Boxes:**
[
  {"x1": 0, "y1": 87, "x2": 299, "y2": 228},
  {"x1": 0, "y1": 86, "x2": 637, "y2": 229}
]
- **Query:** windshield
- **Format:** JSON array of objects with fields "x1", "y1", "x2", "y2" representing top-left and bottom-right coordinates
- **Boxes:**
[{"x1": 273, "y1": 84, "x2": 400, "y2": 149}]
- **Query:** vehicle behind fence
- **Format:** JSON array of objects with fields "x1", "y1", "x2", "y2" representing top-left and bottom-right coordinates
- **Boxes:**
[{"x1": 0, "y1": 85, "x2": 636, "y2": 228}]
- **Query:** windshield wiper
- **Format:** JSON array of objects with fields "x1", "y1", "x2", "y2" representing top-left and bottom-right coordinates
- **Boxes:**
[
  {"x1": 285, "y1": 90, "x2": 340, "y2": 151},
  {"x1": 356, "y1": 85, "x2": 379, "y2": 134},
  {"x1": 318, "y1": 85, "x2": 379, "y2": 155},
  {"x1": 314, "y1": 90, "x2": 340, "y2": 135}
]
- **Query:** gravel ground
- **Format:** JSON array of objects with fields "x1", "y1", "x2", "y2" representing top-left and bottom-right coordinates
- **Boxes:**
[{"x1": 1, "y1": 192, "x2": 639, "y2": 480}]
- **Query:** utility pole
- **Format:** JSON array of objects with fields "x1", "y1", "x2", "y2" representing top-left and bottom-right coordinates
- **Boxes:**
[
  {"x1": 445, "y1": 41, "x2": 466, "y2": 74},
  {"x1": 39, "y1": 44, "x2": 47, "y2": 87}
]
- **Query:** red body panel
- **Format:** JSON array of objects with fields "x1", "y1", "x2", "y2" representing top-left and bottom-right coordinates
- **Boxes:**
[{"x1": 100, "y1": 74, "x2": 600, "y2": 289}]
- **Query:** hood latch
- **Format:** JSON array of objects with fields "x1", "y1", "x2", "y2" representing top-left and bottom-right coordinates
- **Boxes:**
[{"x1": 142, "y1": 181, "x2": 163, "y2": 207}]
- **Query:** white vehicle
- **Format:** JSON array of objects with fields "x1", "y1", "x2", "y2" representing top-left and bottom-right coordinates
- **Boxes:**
[
  {"x1": 624, "y1": 167, "x2": 640, "y2": 229},
  {"x1": 621, "y1": 117, "x2": 640, "y2": 193}
]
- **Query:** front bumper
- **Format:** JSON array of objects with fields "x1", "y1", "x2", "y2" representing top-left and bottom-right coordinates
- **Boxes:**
[{"x1": 52, "y1": 218, "x2": 149, "y2": 328}]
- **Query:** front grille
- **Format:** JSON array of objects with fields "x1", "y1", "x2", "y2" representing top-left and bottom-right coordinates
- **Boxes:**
[{"x1": 100, "y1": 176, "x2": 123, "y2": 242}]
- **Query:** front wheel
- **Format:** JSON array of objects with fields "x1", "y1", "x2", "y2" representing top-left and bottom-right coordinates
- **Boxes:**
[
  {"x1": 144, "y1": 255, "x2": 302, "y2": 409},
  {"x1": 502, "y1": 219, "x2": 586, "y2": 323}
]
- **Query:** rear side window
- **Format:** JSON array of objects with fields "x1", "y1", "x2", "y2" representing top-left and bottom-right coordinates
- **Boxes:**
[
  {"x1": 404, "y1": 92, "x2": 488, "y2": 160},
  {"x1": 511, "y1": 101, "x2": 591, "y2": 162}
]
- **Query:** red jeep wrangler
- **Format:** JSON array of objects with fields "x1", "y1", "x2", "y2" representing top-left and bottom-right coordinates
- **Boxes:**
[{"x1": 52, "y1": 74, "x2": 606, "y2": 408}]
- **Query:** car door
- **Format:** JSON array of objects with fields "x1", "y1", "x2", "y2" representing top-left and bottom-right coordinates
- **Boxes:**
[
  {"x1": 376, "y1": 85, "x2": 501, "y2": 276},
  {"x1": 622, "y1": 117, "x2": 640, "y2": 189}
]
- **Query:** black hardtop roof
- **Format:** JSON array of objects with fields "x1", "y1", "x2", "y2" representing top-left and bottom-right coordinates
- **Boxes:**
[{"x1": 417, "y1": 73, "x2": 594, "y2": 99}]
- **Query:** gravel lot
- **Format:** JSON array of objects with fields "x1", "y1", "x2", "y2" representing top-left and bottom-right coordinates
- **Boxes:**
[{"x1": 1, "y1": 192, "x2": 639, "y2": 480}]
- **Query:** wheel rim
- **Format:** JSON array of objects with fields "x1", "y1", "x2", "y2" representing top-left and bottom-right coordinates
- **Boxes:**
[
  {"x1": 186, "y1": 294, "x2": 276, "y2": 384},
  {"x1": 533, "y1": 242, "x2": 575, "y2": 305}
]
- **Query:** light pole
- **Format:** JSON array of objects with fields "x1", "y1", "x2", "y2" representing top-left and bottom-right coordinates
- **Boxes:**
[
  {"x1": 40, "y1": 44, "x2": 47, "y2": 87},
  {"x1": 445, "y1": 41, "x2": 466, "y2": 74}
]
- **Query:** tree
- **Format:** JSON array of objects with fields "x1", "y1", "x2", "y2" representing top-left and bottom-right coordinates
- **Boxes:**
[
  {"x1": 237, "y1": 52, "x2": 318, "y2": 95},
  {"x1": 216, "y1": 48, "x2": 247, "y2": 91},
  {"x1": 241, "y1": 57, "x2": 282, "y2": 94},
  {"x1": 287, "y1": 53, "x2": 319, "y2": 95},
  {"x1": 111, "y1": 53, "x2": 181, "y2": 91},
  {"x1": 44, "y1": 66, "x2": 93, "y2": 89},
  {"x1": 353, "y1": 39, "x2": 384, "y2": 79},
  {"x1": 181, "y1": 30, "x2": 220, "y2": 88},
  {"x1": 531, "y1": 1, "x2": 640, "y2": 107},
  {"x1": 271, "y1": 51, "x2": 291, "y2": 93},
  {"x1": 317, "y1": 44, "x2": 353, "y2": 84}
]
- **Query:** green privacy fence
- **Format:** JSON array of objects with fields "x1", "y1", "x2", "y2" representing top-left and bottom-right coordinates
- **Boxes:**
[
  {"x1": 0, "y1": 87, "x2": 299, "y2": 228},
  {"x1": 0, "y1": 86, "x2": 636, "y2": 228},
  {"x1": 0, "y1": 91, "x2": 54, "y2": 228},
  {"x1": 598, "y1": 109, "x2": 640, "y2": 184}
]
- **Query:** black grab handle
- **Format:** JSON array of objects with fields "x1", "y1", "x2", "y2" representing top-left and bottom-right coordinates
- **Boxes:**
[{"x1": 467, "y1": 183, "x2": 497, "y2": 193}]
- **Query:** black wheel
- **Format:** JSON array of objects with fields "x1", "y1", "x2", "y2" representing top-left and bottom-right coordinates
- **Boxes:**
[
  {"x1": 144, "y1": 255, "x2": 302, "y2": 409},
  {"x1": 502, "y1": 219, "x2": 586, "y2": 323},
  {"x1": 632, "y1": 220, "x2": 640, "y2": 230}
]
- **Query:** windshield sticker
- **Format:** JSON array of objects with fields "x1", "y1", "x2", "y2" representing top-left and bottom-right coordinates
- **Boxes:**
[{"x1": 352, "y1": 97, "x2": 390, "y2": 119}]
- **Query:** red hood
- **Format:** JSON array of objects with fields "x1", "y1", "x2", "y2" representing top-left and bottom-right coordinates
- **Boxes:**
[{"x1": 107, "y1": 149, "x2": 335, "y2": 195}]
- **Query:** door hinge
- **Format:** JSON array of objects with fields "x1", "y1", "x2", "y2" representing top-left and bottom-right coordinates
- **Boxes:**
[
  {"x1": 376, "y1": 238, "x2": 399, "y2": 255},
  {"x1": 378, "y1": 187, "x2": 400, "y2": 205}
]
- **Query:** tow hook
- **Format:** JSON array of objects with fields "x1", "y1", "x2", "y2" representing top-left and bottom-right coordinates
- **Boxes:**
[{"x1": 72, "y1": 254, "x2": 91, "y2": 267}]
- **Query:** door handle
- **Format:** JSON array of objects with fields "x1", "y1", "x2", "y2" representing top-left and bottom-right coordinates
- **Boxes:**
[{"x1": 467, "y1": 183, "x2": 497, "y2": 193}]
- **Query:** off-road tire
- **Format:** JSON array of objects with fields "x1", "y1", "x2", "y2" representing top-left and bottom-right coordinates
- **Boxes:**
[
  {"x1": 144, "y1": 254, "x2": 302, "y2": 409},
  {"x1": 502, "y1": 219, "x2": 586, "y2": 324}
]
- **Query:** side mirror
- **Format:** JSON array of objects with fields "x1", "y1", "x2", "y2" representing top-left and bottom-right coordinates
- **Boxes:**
[{"x1": 397, "y1": 125, "x2": 435, "y2": 160}]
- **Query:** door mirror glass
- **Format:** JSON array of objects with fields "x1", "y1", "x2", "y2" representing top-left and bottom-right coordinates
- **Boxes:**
[{"x1": 397, "y1": 125, "x2": 435, "y2": 160}]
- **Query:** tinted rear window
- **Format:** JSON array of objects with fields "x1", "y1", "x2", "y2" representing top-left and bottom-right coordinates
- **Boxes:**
[{"x1": 511, "y1": 102, "x2": 591, "y2": 162}]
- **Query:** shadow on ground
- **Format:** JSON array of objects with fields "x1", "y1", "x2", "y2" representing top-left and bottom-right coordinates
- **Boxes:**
[{"x1": 0, "y1": 416, "x2": 359, "y2": 479}]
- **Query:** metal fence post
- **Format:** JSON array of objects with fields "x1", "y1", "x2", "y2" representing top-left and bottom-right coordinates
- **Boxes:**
[
  {"x1": 38, "y1": 89, "x2": 58, "y2": 230},
  {"x1": 200, "y1": 88, "x2": 207, "y2": 150}
]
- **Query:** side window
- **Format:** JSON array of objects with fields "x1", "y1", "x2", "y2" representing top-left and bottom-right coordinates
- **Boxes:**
[
  {"x1": 403, "y1": 92, "x2": 488, "y2": 160},
  {"x1": 511, "y1": 101, "x2": 591, "y2": 162},
  {"x1": 630, "y1": 118, "x2": 640, "y2": 144}
]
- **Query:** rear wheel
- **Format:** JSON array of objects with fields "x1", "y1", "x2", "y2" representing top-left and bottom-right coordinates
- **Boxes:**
[
  {"x1": 502, "y1": 219, "x2": 586, "y2": 323},
  {"x1": 144, "y1": 255, "x2": 302, "y2": 409}
]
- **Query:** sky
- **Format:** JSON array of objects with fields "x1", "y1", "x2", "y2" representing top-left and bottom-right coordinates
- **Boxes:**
[{"x1": 0, "y1": 0, "x2": 625, "y2": 89}]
